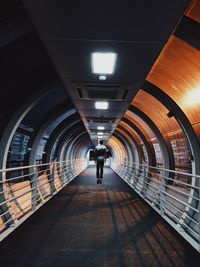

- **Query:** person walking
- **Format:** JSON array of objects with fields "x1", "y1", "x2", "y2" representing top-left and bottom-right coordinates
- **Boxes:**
[{"x1": 94, "y1": 140, "x2": 107, "y2": 184}]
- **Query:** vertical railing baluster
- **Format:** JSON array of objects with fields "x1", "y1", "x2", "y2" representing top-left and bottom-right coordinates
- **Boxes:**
[
  {"x1": 49, "y1": 162, "x2": 55, "y2": 196},
  {"x1": 159, "y1": 170, "x2": 165, "y2": 217},
  {"x1": 142, "y1": 165, "x2": 147, "y2": 199},
  {"x1": 198, "y1": 177, "x2": 200, "y2": 252},
  {"x1": 31, "y1": 164, "x2": 38, "y2": 211}
]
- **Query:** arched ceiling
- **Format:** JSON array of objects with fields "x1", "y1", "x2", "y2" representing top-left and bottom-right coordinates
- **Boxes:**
[
  {"x1": 21, "y1": 0, "x2": 191, "y2": 146},
  {"x1": 131, "y1": 90, "x2": 180, "y2": 135},
  {"x1": 147, "y1": 36, "x2": 200, "y2": 123},
  {"x1": 1, "y1": 0, "x2": 200, "y2": 170}
]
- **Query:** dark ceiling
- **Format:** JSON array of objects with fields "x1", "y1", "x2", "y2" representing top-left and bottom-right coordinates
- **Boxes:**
[{"x1": 3, "y1": 0, "x2": 191, "y2": 145}]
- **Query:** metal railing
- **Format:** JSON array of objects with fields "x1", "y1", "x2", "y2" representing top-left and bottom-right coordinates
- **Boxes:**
[
  {"x1": 112, "y1": 160, "x2": 200, "y2": 252},
  {"x1": 0, "y1": 159, "x2": 87, "y2": 241}
]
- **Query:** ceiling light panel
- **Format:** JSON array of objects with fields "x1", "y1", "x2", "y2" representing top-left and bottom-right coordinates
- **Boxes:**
[
  {"x1": 95, "y1": 101, "x2": 109, "y2": 109},
  {"x1": 97, "y1": 126, "x2": 105, "y2": 130},
  {"x1": 91, "y1": 52, "x2": 117, "y2": 74}
]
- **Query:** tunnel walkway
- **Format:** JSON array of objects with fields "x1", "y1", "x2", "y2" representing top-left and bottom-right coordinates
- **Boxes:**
[{"x1": 0, "y1": 166, "x2": 199, "y2": 266}]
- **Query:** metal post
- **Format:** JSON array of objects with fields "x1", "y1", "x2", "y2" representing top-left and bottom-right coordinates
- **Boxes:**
[
  {"x1": 130, "y1": 166, "x2": 134, "y2": 186},
  {"x1": 132, "y1": 164, "x2": 137, "y2": 189},
  {"x1": 127, "y1": 163, "x2": 132, "y2": 184},
  {"x1": 137, "y1": 165, "x2": 143, "y2": 193},
  {"x1": 62, "y1": 161, "x2": 67, "y2": 183},
  {"x1": 198, "y1": 181, "x2": 200, "y2": 252},
  {"x1": 59, "y1": 162, "x2": 64, "y2": 186},
  {"x1": 31, "y1": 165, "x2": 38, "y2": 211},
  {"x1": 65, "y1": 162, "x2": 70, "y2": 181},
  {"x1": 49, "y1": 162, "x2": 55, "y2": 196},
  {"x1": 122, "y1": 161, "x2": 127, "y2": 180},
  {"x1": 142, "y1": 165, "x2": 147, "y2": 199},
  {"x1": 0, "y1": 172, "x2": 15, "y2": 227},
  {"x1": 159, "y1": 170, "x2": 165, "y2": 217},
  {"x1": 71, "y1": 162, "x2": 75, "y2": 180}
]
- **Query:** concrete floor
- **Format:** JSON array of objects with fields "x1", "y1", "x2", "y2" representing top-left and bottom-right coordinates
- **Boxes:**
[{"x1": 0, "y1": 166, "x2": 199, "y2": 266}]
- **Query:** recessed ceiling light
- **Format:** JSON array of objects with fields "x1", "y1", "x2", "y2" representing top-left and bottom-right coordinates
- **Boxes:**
[
  {"x1": 91, "y1": 52, "x2": 117, "y2": 74},
  {"x1": 98, "y1": 136, "x2": 103, "y2": 139},
  {"x1": 99, "y1": 75, "x2": 107, "y2": 81},
  {"x1": 95, "y1": 101, "x2": 108, "y2": 110},
  {"x1": 97, "y1": 126, "x2": 105, "y2": 130},
  {"x1": 97, "y1": 132, "x2": 103, "y2": 135}
]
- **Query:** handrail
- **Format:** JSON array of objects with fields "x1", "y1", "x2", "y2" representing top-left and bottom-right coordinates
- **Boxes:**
[
  {"x1": 112, "y1": 160, "x2": 200, "y2": 253},
  {"x1": 122, "y1": 160, "x2": 200, "y2": 178},
  {"x1": 0, "y1": 159, "x2": 88, "y2": 241},
  {"x1": 0, "y1": 159, "x2": 76, "y2": 173}
]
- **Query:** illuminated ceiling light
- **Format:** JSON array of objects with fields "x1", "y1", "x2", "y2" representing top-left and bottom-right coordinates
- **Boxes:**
[
  {"x1": 98, "y1": 136, "x2": 103, "y2": 139},
  {"x1": 95, "y1": 101, "x2": 108, "y2": 110},
  {"x1": 186, "y1": 88, "x2": 200, "y2": 105},
  {"x1": 99, "y1": 75, "x2": 107, "y2": 80},
  {"x1": 91, "y1": 52, "x2": 117, "y2": 74},
  {"x1": 97, "y1": 132, "x2": 103, "y2": 135},
  {"x1": 97, "y1": 126, "x2": 105, "y2": 130}
]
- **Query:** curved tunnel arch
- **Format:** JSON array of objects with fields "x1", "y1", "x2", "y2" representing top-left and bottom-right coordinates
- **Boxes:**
[
  {"x1": 114, "y1": 130, "x2": 136, "y2": 163},
  {"x1": 128, "y1": 105, "x2": 175, "y2": 171},
  {"x1": 113, "y1": 132, "x2": 133, "y2": 163},
  {"x1": 46, "y1": 117, "x2": 82, "y2": 162},
  {"x1": 0, "y1": 83, "x2": 58, "y2": 170},
  {"x1": 0, "y1": 0, "x2": 200, "y2": 253},
  {"x1": 63, "y1": 131, "x2": 88, "y2": 161},
  {"x1": 71, "y1": 135, "x2": 92, "y2": 161},
  {"x1": 108, "y1": 135, "x2": 128, "y2": 169},
  {"x1": 142, "y1": 82, "x2": 200, "y2": 175},
  {"x1": 28, "y1": 102, "x2": 76, "y2": 166},
  {"x1": 57, "y1": 126, "x2": 89, "y2": 162},
  {"x1": 116, "y1": 125, "x2": 143, "y2": 164},
  {"x1": 122, "y1": 117, "x2": 156, "y2": 167}
]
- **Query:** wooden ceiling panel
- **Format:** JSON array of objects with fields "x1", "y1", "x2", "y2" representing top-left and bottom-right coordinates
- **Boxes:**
[
  {"x1": 119, "y1": 121, "x2": 143, "y2": 144},
  {"x1": 116, "y1": 127, "x2": 136, "y2": 147},
  {"x1": 108, "y1": 136, "x2": 127, "y2": 162},
  {"x1": 147, "y1": 36, "x2": 200, "y2": 125},
  {"x1": 131, "y1": 90, "x2": 180, "y2": 135},
  {"x1": 186, "y1": 0, "x2": 200, "y2": 23},
  {"x1": 124, "y1": 111, "x2": 155, "y2": 141}
]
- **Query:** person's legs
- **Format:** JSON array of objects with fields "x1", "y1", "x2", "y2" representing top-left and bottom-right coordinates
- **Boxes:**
[
  {"x1": 99, "y1": 161, "x2": 104, "y2": 179},
  {"x1": 96, "y1": 160, "x2": 100, "y2": 178},
  {"x1": 96, "y1": 160, "x2": 104, "y2": 184},
  {"x1": 96, "y1": 160, "x2": 101, "y2": 184}
]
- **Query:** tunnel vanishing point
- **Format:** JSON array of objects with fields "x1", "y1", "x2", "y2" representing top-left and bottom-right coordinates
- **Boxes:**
[{"x1": 0, "y1": 0, "x2": 200, "y2": 263}]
